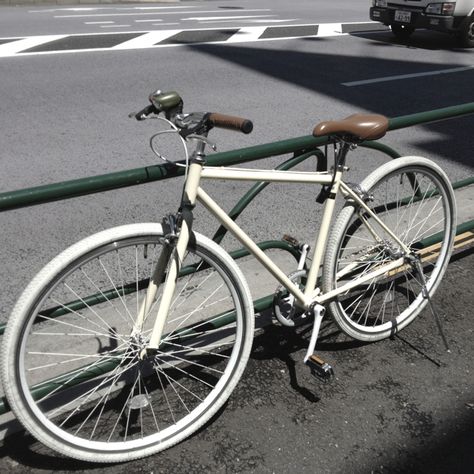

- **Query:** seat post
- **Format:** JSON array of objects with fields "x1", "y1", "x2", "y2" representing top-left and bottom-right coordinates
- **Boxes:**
[{"x1": 336, "y1": 141, "x2": 352, "y2": 169}]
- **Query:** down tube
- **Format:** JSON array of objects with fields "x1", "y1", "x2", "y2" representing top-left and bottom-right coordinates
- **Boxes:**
[{"x1": 196, "y1": 187, "x2": 310, "y2": 308}]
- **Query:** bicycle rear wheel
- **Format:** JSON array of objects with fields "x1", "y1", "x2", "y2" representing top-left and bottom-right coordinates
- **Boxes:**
[
  {"x1": 322, "y1": 157, "x2": 456, "y2": 341},
  {"x1": 2, "y1": 224, "x2": 254, "y2": 462}
]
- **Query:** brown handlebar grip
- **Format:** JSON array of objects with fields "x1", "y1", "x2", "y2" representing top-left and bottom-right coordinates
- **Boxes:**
[{"x1": 208, "y1": 113, "x2": 253, "y2": 134}]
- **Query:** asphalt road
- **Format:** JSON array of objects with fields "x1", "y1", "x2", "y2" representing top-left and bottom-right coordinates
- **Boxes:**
[
  {"x1": 1, "y1": 249, "x2": 473, "y2": 473},
  {"x1": 0, "y1": 0, "x2": 371, "y2": 36},
  {"x1": 1, "y1": 0, "x2": 473, "y2": 325},
  {"x1": 0, "y1": 0, "x2": 473, "y2": 472}
]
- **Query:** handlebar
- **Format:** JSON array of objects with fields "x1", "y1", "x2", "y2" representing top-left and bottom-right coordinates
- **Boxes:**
[
  {"x1": 131, "y1": 90, "x2": 253, "y2": 136},
  {"x1": 133, "y1": 104, "x2": 157, "y2": 121},
  {"x1": 207, "y1": 113, "x2": 253, "y2": 134}
]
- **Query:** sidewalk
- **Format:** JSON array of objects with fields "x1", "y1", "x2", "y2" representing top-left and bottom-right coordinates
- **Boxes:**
[{"x1": 455, "y1": 183, "x2": 474, "y2": 225}]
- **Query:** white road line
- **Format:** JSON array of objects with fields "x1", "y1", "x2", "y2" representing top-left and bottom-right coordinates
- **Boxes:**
[
  {"x1": 226, "y1": 26, "x2": 267, "y2": 43},
  {"x1": 84, "y1": 21, "x2": 114, "y2": 24},
  {"x1": 134, "y1": 19, "x2": 163, "y2": 23},
  {"x1": 343, "y1": 65, "x2": 474, "y2": 86},
  {"x1": 30, "y1": 6, "x2": 194, "y2": 13},
  {"x1": 100, "y1": 25, "x2": 130, "y2": 28},
  {"x1": 198, "y1": 18, "x2": 280, "y2": 24},
  {"x1": 29, "y1": 8, "x2": 101, "y2": 13},
  {"x1": 317, "y1": 23, "x2": 343, "y2": 36},
  {"x1": 110, "y1": 30, "x2": 181, "y2": 49},
  {"x1": 117, "y1": 6, "x2": 196, "y2": 10},
  {"x1": 117, "y1": 6, "x2": 197, "y2": 10},
  {"x1": 54, "y1": 9, "x2": 271, "y2": 18},
  {"x1": 182, "y1": 15, "x2": 275, "y2": 21},
  {"x1": 248, "y1": 19, "x2": 298, "y2": 23},
  {"x1": 0, "y1": 35, "x2": 67, "y2": 56}
]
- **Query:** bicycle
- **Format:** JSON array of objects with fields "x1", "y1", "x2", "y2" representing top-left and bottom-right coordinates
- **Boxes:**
[{"x1": 1, "y1": 90, "x2": 456, "y2": 463}]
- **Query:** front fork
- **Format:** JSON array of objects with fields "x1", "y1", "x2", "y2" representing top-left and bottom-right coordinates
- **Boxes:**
[
  {"x1": 138, "y1": 159, "x2": 204, "y2": 357},
  {"x1": 144, "y1": 217, "x2": 192, "y2": 352}
]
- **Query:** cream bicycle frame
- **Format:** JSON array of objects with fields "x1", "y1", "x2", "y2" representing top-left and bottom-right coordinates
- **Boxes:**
[{"x1": 145, "y1": 160, "x2": 409, "y2": 350}]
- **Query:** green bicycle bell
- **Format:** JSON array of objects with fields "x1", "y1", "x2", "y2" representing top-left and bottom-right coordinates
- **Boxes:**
[{"x1": 149, "y1": 90, "x2": 183, "y2": 112}]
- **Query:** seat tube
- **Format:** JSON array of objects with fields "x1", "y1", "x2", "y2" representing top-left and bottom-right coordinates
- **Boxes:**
[
  {"x1": 304, "y1": 170, "x2": 343, "y2": 298},
  {"x1": 147, "y1": 159, "x2": 204, "y2": 350}
]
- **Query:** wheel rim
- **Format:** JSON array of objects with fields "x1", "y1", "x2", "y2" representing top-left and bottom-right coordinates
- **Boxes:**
[
  {"x1": 14, "y1": 235, "x2": 247, "y2": 457},
  {"x1": 467, "y1": 22, "x2": 474, "y2": 41},
  {"x1": 331, "y1": 166, "x2": 453, "y2": 335}
]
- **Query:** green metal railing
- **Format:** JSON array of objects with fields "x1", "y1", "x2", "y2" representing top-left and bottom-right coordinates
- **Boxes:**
[
  {"x1": 1, "y1": 102, "x2": 473, "y2": 212},
  {"x1": 0, "y1": 101, "x2": 473, "y2": 417}
]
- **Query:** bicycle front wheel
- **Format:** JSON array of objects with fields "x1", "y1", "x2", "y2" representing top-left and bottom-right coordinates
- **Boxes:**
[
  {"x1": 322, "y1": 157, "x2": 456, "y2": 341},
  {"x1": 2, "y1": 224, "x2": 254, "y2": 462}
]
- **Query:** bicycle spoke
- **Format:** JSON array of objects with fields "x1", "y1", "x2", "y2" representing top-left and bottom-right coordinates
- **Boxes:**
[
  {"x1": 6, "y1": 226, "x2": 251, "y2": 461},
  {"x1": 326, "y1": 162, "x2": 453, "y2": 340}
]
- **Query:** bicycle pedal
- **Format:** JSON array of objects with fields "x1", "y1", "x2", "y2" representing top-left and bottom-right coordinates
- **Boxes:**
[
  {"x1": 305, "y1": 354, "x2": 334, "y2": 382},
  {"x1": 282, "y1": 234, "x2": 300, "y2": 247}
]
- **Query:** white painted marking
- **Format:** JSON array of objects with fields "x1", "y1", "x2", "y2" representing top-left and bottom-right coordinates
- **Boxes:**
[
  {"x1": 134, "y1": 19, "x2": 163, "y2": 23},
  {"x1": 84, "y1": 21, "x2": 114, "y2": 24},
  {"x1": 110, "y1": 30, "x2": 181, "y2": 49},
  {"x1": 199, "y1": 18, "x2": 294, "y2": 25},
  {"x1": 118, "y1": 6, "x2": 196, "y2": 10},
  {"x1": 183, "y1": 15, "x2": 274, "y2": 21},
  {"x1": 0, "y1": 35, "x2": 67, "y2": 57},
  {"x1": 343, "y1": 65, "x2": 474, "y2": 86},
  {"x1": 100, "y1": 25, "x2": 131, "y2": 29},
  {"x1": 0, "y1": 22, "x2": 383, "y2": 58},
  {"x1": 226, "y1": 26, "x2": 267, "y2": 43},
  {"x1": 248, "y1": 19, "x2": 298, "y2": 24},
  {"x1": 54, "y1": 9, "x2": 271, "y2": 18},
  {"x1": 30, "y1": 6, "x2": 193, "y2": 13},
  {"x1": 317, "y1": 23, "x2": 343, "y2": 36},
  {"x1": 30, "y1": 8, "x2": 100, "y2": 13},
  {"x1": 198, "y1": 19, "x2": 272, "y2": 25},
  {"x1": 59, "y1": 8, "x2": 98, "y2": 12}
]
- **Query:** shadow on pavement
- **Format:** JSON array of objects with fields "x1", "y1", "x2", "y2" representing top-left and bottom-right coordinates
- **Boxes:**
[
  {"x1": 189, "y1": 42, "x2": 474, "y2": 168},
  {"x1": 1, "y1": 250, "x2": 472, "y2": 473}
]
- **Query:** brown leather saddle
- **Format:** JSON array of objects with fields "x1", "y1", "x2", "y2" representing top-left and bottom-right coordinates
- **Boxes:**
[{"x1": 313, "y1": 114, "x2": 389, "y2": 141}]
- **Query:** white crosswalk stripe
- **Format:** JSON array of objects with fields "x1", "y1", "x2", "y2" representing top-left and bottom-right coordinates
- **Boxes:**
[
  {"x1": 110, "y1": 30, "x2": 181, "y2": 49},
  {"x1": 317, "y1": 23, "x2": 344, "y2": 37},
  {"x1": 0, "y1": 22, "x2": 388, "y2": 58},
  {"x1": 225, "y1": 26, "x2": 267, "y2": 43},
  {"x1": 0, "y1": 35, "x2": 67, "y2": 57}
]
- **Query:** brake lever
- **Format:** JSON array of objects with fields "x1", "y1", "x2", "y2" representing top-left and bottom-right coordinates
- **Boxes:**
[{"x1": 129, "y1": 104, "x2": 158, "y2": 121}]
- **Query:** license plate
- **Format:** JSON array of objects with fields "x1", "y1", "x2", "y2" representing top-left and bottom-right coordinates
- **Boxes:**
[{"x1": 395, "y1": 10, "x2": 411, "y2": 23}]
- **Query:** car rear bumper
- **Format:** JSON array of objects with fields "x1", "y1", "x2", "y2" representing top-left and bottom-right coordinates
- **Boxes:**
[{"x1": 370, "y1": 7, "x2": 460, "y2": 32}]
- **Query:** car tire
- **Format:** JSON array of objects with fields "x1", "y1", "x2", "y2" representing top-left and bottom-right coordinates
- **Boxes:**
[{"x1": 391, "y1": 24, "x2": 415, "y2": 40}]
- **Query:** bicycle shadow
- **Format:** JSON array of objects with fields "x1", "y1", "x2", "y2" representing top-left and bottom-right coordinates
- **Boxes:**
[
  {"x1": 2, "y1": 244, "x2": 471, "y2": 471},
  {"x1": 250, "y1": 311, "x2": 368, "y2": 403},
  {"x1": 0, "y1": 427, "x2": 105, "y2": 471}
]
